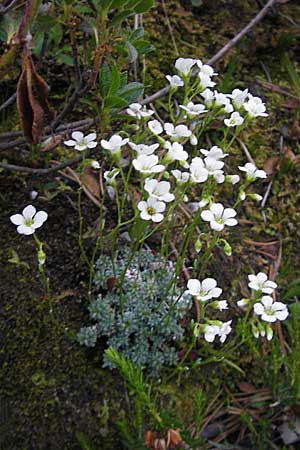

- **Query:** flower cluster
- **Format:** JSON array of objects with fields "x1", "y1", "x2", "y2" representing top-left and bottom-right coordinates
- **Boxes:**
[
  {"x1": 238, "y1": 272, "x2": 288, "y2": 341},
  {"x1": 186, "y1": 277, "x2": 232, "y2": 344}
]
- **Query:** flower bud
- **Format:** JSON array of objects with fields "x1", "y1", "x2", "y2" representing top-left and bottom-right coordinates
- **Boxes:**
[
  {"x1": 248, "y1": 193, "x2": 263, "y2": 202},
  {"x1": 266, "y1": 324, "x2": 273, "y2": 341},
  {"x1": 190, "y1": 134, "x2": 198, "y2": 145},
  {"x1": 239, "y1": 190, "x2": 246, "y2": 201},
  {"x1": 195, "y1": 238, "x2": 202, "y2": 253}
]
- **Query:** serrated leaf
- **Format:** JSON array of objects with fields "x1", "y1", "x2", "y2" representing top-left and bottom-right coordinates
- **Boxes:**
[
  {"x1": 99, "y1": 63, "x2": 111, "y2": 98},
  {"x1": 117, "y1": 82, "x2": 144, "y2": 103}
]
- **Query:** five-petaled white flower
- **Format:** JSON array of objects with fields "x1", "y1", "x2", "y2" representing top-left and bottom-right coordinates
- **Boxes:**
[
  {"x1": 218, "y1": 320, "x2": 232, "y2": 343},
  {"x1": 214, "y1": 91, "x2": 233, "y2": 113},
  {"x1": 201, "y1": 203, "x2": 238, "y2": 231},
  {"x1": 138, "y1": 197, "x2": 166, "y2": 222},
  {"x1": 175, "y1": 57, "x2": 196, "y2": 76},
  {"x1": 104, "y1": 168, "x2": 119, "y2": 185},
  {"x1": 201, "y1": 88, "x2": 214, "y2": 106},
  {"x1": 132, "y1": 154, "x2": 165, "y2": 174},
  {"x1": 253, "y1": 296, "x2": 288, "y2": 323},
  {"x1": 148, "y1": 120, "x2": 163, "y2": 135},
  {"x1": 164, "y1": 123, "x2": 192, "y2": 140},
  {"x1": 166, "y1": 74, "x2": 184, "y2": 87},
  {"x1": 165, "y1": 141, "x2": 188, "y2": 162},
  {"x1": 186, "y1": 278, "x2": 222, "y2": 302},
  {"x1": 248, "y1": 272, "x2": 277, "y2": 294},
  {"x1": 198, "y1": 73, "x2": 216, "y2": 90},
  {"x1": 179, "y1": 101, "x2": 207, "y2": 117},
  {"x1": 129, "y1": 142, "x2": 159, "y2": 155},
  {"x1": 189, "y1": 157, "x2": 209, "y2": 183},
  {"x1": 10, "y1": 205, "x2": 48, "y2": 235},
  {"x1": 200, "y1": 146, "x2": 228, "y2": 160},
  {"x1": 229, "y1": 88, "x2": 249, "y2": 108},
  {"x1": 204, "y1": 325, "x2": 219, "y2": 343},
  {"x1": 64, "y1": 131, "x2": 97, "y2": 151},
  {"x1": 238, "y1": 162, "x2": 267, "y2": 180},
  {"x1": 126, "y1": 103, "x2": 154, "y2": 119},
  {"x1": 243, "y1": 95, "x2": 268, "y2": 117},
  {"x1": 224, "y1": 111, "x2": 244, "y2": 127},
  {"x1": 171, "y1": 169, "x2": 190, "y2": 184},
  {"x1": 196, "y1": 60, "x2": 218, "y2": 77},
  {"x1": 101, "y1": 134, "x2": 129, "y2": 154},
  {"x1": 203, "y1": 157, "x2": 225, "y2": 183},
  {"x1": 144, "y1": 179, "x2": 175, "y2": 202}
]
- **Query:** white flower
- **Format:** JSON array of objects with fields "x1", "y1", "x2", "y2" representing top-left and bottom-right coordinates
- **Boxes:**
[
  {"x1": 171, "y1": 169, "x2": 190, "y2": 184},
  {"x1": 200, "y1": 146, "x2": 228, "y2": 160},
  {"x1": 238, "y1": 162, "x2": 267, "y2": 180},
  {"x1": 226, "y1": 174, "x2": 240, "y2": 184},
  {"x1": 243, "y1": 95, "x2": 268, "y2": 117},
  {"x1": 64, "y1": 131, "x2": 97, "y2": 151},
  {"x1": 211, "y1": 300, "x2": 228, "y2": 311},
  {"x1": 229, "y1": 88, "x2": 249, "y2": 108},
  {"x1": 196, "y1": 60, "x2": 218, "y2": 77},
  {"x1": 189, "y1": 157, "x2": 209, "y2": 183},
  {"x1": 104, "y1": 168, "x2": 119, "y2": 185},
  {"x1": 217, "y1": 320, "x2": 232, "y2": 343},
  {"x1": 190, "y1": 134, "x2": 198, "y2": 146},
  {"x1": 237, "y1": 298, "x2": 249, "y2": 308},
  {"x1": 175, "y1": 57, "x2": 196, "y2": 76},
  {"x1": 201, "y1": 203, "x2": 238, "y2": 231},
  {"x1": 166, "y1": 74, "x2": 184, "y2": 87},
  {"x1": 126, "y1": 103, "x2": 154, "y2": 119},
  {"x1": 201, "y1": 88, "x2": 214, "y2": 106},
  {"x1": 165, "y1": 141, "x2": 188, "y2": 162},
  {"x1": 148, "y1": 120, "x2": 163, "y2": 135},
  {"x1": 179, "y1": 101, "x2": 207, "y2": 117},
  {"x1": 129, "y1": 142, "x2": 159, "y2": 155},
  {"x1": 248, "y1": 272, "x2": 277, "y2": 294},
  {"x1": 132, "y1": 154, "x2": 165, "y2": 174},
  {"x1": 138, "y1": 197, "x2": 166, "y2": 222},
  {"x1": 204, "y1": 325, "x2": 219, "y2": 343},
  {"x1": 164, "y1": 123, "x2": 192, "y2": 140},
  {"x1": 204, "y1": 157, "x2": 225, "y2": 183},
  {"x1": 91, "y1": 160, "x2": 100, "y2": 169},
  {"x1": 10, "y1": 205, "x2": 48, "y2": 235},
  {"x1": 144, "y1": 179, "x2": 175, "y2": 202},
  {"x1": 198, "y1": 72, "x2": 216, "y2": 90},
  {"x1": 253, "y1": 296, "x2": 289, "y2": 323},
  {"x1": 101, "y1": 134, "x2": 129, "y2": 154},
  {"x1": 186, "y1": 278, "x2": 222, "y2": 302},
  {"x1": 214, "y1": 91, "x2": 233, "y2": 113},
  {"x1": 224, "y1": 111, "x2": 244, "y2": 127}
]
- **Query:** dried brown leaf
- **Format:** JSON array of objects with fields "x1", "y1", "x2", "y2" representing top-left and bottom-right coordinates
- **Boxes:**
[
  {"x1": 82, "y1": 168, "x2": 101, "y2": 200},
  {"x1": 17, "y1": 51, "x2": 55, "y2": 144}
]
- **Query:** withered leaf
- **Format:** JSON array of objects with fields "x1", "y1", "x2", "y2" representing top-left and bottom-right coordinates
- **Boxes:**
[
  {"x1": 82, "y1": 168, "x2": 101, "y2": 200},
  {"x1": 17, "y1": 51, "x2": 55, "y2": 144}
]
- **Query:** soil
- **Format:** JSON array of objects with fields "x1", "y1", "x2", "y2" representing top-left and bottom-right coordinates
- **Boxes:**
[{"x1": 1, "y1": 0, "x2": 300, "y2": 449}]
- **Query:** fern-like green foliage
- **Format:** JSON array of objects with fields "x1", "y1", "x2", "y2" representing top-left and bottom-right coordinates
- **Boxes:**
[{"x1": 77, "y1": 247, "x2": 191, "y2": 375}]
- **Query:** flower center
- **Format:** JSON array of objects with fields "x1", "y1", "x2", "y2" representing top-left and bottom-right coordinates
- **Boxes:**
[
  {"x1": 264, "y1": 307, "x2": 274, "y2": 316},
  {"x1": 146, "y1": 207, "x2": 156, "y2": 216},
  {"x1": 24, "y1": 218, "x2": 34, "y2": 227}
]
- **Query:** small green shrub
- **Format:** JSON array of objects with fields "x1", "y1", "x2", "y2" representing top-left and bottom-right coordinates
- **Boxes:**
[{"x1": 78, "y1": 247, "x2": 191, "y2": 375}]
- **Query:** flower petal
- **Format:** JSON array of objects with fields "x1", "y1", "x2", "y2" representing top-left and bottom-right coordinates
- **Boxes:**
[
  {"x1": 10, "y1": 214, "x2": 24, "y2": 225},
  {"x1": 33, "y1": 211, "x2": 48, "y2": 228},
  {"x1": 22, "y1": 205, "x2": 36, "y2": 219},
  {"x1": 72, "y1": 131, "x2": 84, "y2": 141}
]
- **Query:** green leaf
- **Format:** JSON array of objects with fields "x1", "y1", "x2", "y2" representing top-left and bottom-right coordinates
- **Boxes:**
[
  {"x1": 109, "y1": 10, "x2": 134, "y2": 27},
  {"x1": 104, "y1": 95, "x2": 128, "y2": 108},
  {"x1": 126, "y1": 41, "x2": 138, "y2": 63},
  {"x1": 119, "y1": 71, "x2": 128, "y2": 89},
  {"x1": 130, "y1": 27, "x2": 145, "y2": 41},
  {"x1": 117, "y1": 82, "x2": 144, "y2": 103},
  {"x1": 134, "y1": 0, "x2": 154, "y2": 13},
  {"x1": 99, "y1": 63, "x2": 111, "y2": 98},
  {"x1": 110, "y1": 0, "x2": 130, "y2": 8},
  {"x1": 109, "y1": 63, "x2": 121, "y2": 95}
]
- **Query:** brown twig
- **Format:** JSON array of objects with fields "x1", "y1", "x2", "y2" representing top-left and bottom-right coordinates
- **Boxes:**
[
  {"x1": 140, "y1": 0, "x2": 278, "y2": 106},
  {"x1": 0, "y1": 147, "x2": 99, "y2": 175}
]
